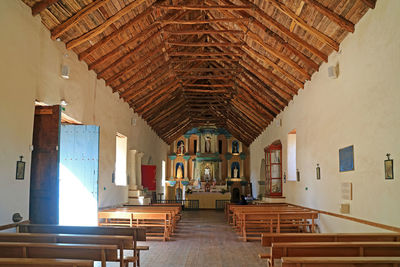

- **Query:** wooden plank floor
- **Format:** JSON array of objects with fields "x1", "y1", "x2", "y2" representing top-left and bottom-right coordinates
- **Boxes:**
[{"x1": 96, "y1": 210, "x2": 266, "y2": 267}]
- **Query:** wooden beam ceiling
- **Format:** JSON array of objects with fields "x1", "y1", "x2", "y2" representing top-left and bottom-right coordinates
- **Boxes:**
[{"x1": 23, "y1": 0, "x2": 373, "y2": 144}]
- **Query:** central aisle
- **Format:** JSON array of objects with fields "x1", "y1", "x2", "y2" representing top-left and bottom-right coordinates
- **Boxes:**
[{"x1": 139, "y1": 210, "x2": 266, "y2": 267}]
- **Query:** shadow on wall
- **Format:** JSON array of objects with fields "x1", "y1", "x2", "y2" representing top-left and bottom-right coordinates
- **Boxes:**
[
  {"x1": 260, "y1": 158, "x2": 265, "y2": 181},
  {"x1": 258, "y1": 158, "x2": 266, "y2": 198}
]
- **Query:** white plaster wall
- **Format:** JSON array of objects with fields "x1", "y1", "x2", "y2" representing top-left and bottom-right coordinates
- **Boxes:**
[
  {"x1": 0, "y1": 1, "x2": 168, "y2": 224},
  {"x1": 250, "y1": 0, "x2": 400, "y2": 231}
]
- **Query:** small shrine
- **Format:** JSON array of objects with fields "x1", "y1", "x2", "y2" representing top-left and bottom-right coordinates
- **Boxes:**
[{"x1": 166, "y1": 127, "x2": 251, "y2": 207}]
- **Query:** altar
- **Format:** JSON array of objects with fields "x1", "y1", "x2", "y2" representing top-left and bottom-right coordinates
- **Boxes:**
[{"x1": 186, "y1": 192, "x2": 231, "y2": 209}]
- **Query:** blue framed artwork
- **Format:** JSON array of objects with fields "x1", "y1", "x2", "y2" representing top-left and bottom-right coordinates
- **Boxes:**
[{"x1": 339, "y1": 145, "x2": 354, "y2": 172}]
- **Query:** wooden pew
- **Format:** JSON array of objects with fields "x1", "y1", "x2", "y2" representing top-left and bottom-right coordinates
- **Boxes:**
[
  {"x1": 240, "y1": 211, "x2": 318, "y2": 241},
  {"x1": 270, "y1": 242, "x2": 400, "y2": 266},
  {"x1": 227, "y1": 203, "x2": 293, "y2": 224},
  {"x1": 231, "y1": 206, "x2": 308, "y2": 226},
  {"x1": 17, "y1": 224, "x2": 146, "y2": 267},
  {"x1": 0, "y1": 242, "x2": 118, "y2": 267},
  {"x1": 0, "y1": 258, "x2": 93, "y2": 267},
  {"x1": 0, "y1": 233, "x2": 134, "y2": 267},
  {"x1": 102, "y1": 206, "x2": 180, "y2": 228},
  {"x1": 0, "y1": 258, "x2": 94, "y2": 267},
  {"x1": 98, "y1": 211, "x2": 171, "y2": 241},
  {"x1": 261, "y1": 232, "x2": 400, "y2": 247},
  {"x1": 281, "y1": 257, "x2": 400, "y2": 267}
]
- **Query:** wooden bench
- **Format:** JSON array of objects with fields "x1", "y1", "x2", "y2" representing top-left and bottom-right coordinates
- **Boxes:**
[
  {"x1": 110, "y1": 206, "x2": 182, "y2": 224},
  {"x1": 231, "y1": 206, "x2": 309, "y2": 226},
  {"x1": 270, "y1": 242, "x2": 400, "y2": 266},
  {"x1": 0, "y1": 233, "x2": 135, "y2": 267},
  {"x1": 0, "y1": 242, "x2": 118, "y2": 267},
  {"x1": 261, "y1": 232, "x2": 400, "y2": 247},
  {"x1": 227, "y1": 203, "x2": 293, "y2": 224},
  {"x1": 0, "y1": 258, "x2": 94, "y2": 267},
  {"x1": 17, "y1": 224, "x2": 146, "y2": 267},
  {"x1": 281, "y1": 257, "x2": 400, "y2": 267},
  {"x1": 98, "y1": 211, "x2": 171, "y2": 241},
  {"x1": 239, "y1": 211, "x2": 318, "y2": 241}
]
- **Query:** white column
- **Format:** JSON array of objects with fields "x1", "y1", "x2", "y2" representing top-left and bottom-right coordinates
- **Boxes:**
[
  {"x1": 214, "y1": 136, "x2": 218, "y2": 153},
  {"x1": 128, "y1": 150, "x2": 137, "y2": 188},
  {"x1": 182, "y1": 185, "x2": 186, "y2": 200},
  {"x1": 136, "y1": 152, "x2": 144, "y2": 187},
  {"x1": 173, "y1": 141, "x2": 177, "y2": 153},
  {"x1": 197, "y1": 135, "x2": 201, "y2": 153},
  {"x1": 239, "y1": 142, "x2": 243, "y2": 153}
]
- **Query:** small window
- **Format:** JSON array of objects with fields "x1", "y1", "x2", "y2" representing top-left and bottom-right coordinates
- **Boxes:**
[
  {"x1": 218, "y1": 140, "x2": 223, "y2": 154},
  {"x1": 287, "y1": 129, "x2": 296, "y2": 181},
  {"x1": 115, "y1": 133, "x2": 127, "y2": 186}
]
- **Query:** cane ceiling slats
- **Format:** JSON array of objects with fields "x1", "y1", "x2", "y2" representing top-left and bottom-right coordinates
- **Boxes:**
[{"x1": 22, "y1": 0, "x2": 374, "y2": 145}]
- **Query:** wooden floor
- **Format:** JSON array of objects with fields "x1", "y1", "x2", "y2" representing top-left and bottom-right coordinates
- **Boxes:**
[{"x1": 97, "y1": 210, "x2": 266, "y2": 267}]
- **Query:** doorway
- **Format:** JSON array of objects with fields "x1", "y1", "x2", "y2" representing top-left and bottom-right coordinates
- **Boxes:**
[
  {"x1": 59, "y1": 124, "x2": 99, "y2": 226},
  {"x1": 30, "y1": 105, "x2": 99, "y2": 225}
]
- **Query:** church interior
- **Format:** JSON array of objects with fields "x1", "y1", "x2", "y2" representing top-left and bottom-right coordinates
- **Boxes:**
[{"x1": 1, "y1": 0, "x2": 399, "y2": 266}]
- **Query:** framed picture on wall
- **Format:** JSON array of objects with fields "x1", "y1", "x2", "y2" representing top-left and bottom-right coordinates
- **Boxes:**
[
  {"x1": 16, "y1": 157, "x2": 25, "y2": 180},
  {"x1": 385, "y1": 159, "x2": 394, "y2": 180},
  {"x1": 339, "y1": 145, "x2": 354, "y2": 172}
]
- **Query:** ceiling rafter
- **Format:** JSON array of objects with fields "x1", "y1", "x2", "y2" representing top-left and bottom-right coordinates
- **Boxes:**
[
  {"x1": 32, "y1": 0, "x2": 60, "y2": 16},
  {"x1": 25, "y1": 0, "x2": 373, "y2": 144},
  {"x1": 66, "y1": 0, "x2": 149, "y2": 49}
]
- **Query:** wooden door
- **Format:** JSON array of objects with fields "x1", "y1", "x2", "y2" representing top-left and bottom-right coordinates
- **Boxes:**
[{"x1": 29, "y1": 105, "x2": 61, "y2": 224}]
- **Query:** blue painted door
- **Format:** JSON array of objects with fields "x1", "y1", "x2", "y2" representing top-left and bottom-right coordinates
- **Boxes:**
[{"x1": 59, "y1": 125, "x2": 99, "y2": 226}]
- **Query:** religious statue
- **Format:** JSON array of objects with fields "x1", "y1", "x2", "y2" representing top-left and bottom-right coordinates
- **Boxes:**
[
  {"x1": 177, "y1": 164, "x2": 183, "y2": 179},
  {"x1": 177, "y1": 141, "x2": 184, "y2": 155},
  {"x1": 204, "y1": 164, "x2": 211, "y2": 181},
  {"x1": 233, "y1": 166, "x2": 238, "y2": 178},
  {"x1": 232, "y1": 141, "x2": 239, "y2": 154},
  {"x1": 205, "y1": 136, "x2": 211, "y2": 153}
]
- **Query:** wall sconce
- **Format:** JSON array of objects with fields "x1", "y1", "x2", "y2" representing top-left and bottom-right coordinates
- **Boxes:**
[
  {"x1": 296, "y1": 169, "x2": 300, "y2": 182},
  {"x1": 316, "y1": 164, "x2": 321, "y2": 180},
  {"x1": 16, "y1": 156, "x2": 25, "y2": 180},
  {"x1": 385, "y1": 153, "x2": 394, "y2": 180}
]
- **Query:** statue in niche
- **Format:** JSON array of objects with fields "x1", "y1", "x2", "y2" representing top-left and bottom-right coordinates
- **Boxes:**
[
  {"x1": 177, "y1": 140, "x2": 184, "y2": 155},
  {"x1": 232, "y1": 141, "x2": 239, "y2": 154},
  {"x1": 233, "y1": 166, "x2": 239, "y2": 178},
  {"x1": 204, "y1": 164, "x2": 211, "y2": 181},
  {"x1": 205, "y1": 136, "x2": 211, "y2": 153},
  {"x1": 177, "y1": 164, "x2": 183, "y2": 179}
]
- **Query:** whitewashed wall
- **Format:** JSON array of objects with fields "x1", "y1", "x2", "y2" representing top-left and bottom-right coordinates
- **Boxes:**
[
  {"x1": 0, "y1": 1, "x2": 168, "y2": 225},
  {"x1": 250, "y1": 0, "x2": 400, "y2": 232}
]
